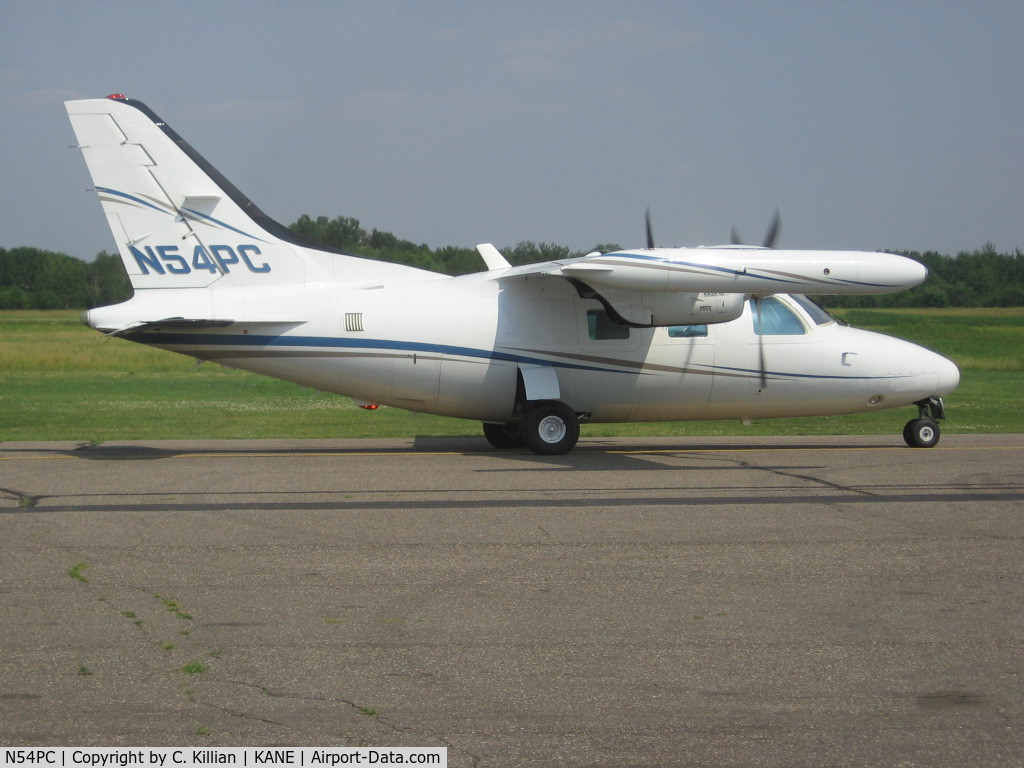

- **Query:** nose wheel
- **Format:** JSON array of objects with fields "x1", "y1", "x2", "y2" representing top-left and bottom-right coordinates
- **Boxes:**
[
  {"x1": 903, "y1": 397, "x2": 946, "y2": 448},
  {"x1": 903, "y1": 417, "x2": 940, "y2": 448}
]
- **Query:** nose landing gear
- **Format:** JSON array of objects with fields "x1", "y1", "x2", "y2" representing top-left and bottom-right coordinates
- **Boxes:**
[{"x1": 903, "y1": 397, "x2": 946, "y2": 448}]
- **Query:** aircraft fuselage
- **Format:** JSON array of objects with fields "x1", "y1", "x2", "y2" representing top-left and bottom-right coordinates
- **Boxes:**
[{"x1": 88, "y1": 275, "x2": 959, "y2": 427}]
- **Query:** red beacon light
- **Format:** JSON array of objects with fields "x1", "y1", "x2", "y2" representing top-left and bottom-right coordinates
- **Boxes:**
[{"x1": 106, "y1": 93, "x2": 128, "y2": 100}]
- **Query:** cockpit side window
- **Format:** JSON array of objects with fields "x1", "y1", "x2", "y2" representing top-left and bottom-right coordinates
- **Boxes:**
[{"x1": 750, "y1": 297, "x2": 806, "y2": 335}]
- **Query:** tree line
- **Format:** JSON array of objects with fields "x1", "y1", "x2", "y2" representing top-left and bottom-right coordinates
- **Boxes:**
[
  {"x1": 2, "y1": 214, "x2": 1021, "y2": 310},
  {"x1": 0, "y1": 248, "x2": 130, "y2": 310}
]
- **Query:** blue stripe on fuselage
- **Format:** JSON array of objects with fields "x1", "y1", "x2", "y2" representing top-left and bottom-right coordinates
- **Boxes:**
[
  {"x1": 122, "y1": 331, "x2": 898, "y2": 382},
  {"x1": 122, "y1": 332, "x2": 626, "y2": 374}
]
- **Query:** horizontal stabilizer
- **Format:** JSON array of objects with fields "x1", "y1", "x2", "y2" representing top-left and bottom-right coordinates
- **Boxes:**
[
  {"x1": 114, "y1": 318, "x2": 235, "y2": 335},
  {"x1": 96, "y1": 317, "x2": 236, "y2": 337},
  {"x1": 86, "y1": 314, "x2": 303, "y2": 336}
]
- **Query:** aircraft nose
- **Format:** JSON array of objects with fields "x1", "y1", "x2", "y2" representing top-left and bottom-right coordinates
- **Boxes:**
[
  {"x1": 933, "y1": 351, "x2": 960, "y2": 395},
  {"x1": 886, "y1": 339, "x2": 960, "y2": 399}
]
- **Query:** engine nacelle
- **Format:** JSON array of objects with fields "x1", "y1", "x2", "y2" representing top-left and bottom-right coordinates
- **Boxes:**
[{"x1": 592, "y1": 288, "x2": 746, "y2": 327}]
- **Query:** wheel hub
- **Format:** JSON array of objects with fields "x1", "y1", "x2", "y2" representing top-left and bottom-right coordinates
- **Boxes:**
[{"x1": 538, "y1": 415, "x2": 567, "y2": 444}]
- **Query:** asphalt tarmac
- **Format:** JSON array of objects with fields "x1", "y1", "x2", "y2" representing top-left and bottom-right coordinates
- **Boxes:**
[{"x1": 1, "y1": 434, "x2": 1022, "y2": 767}]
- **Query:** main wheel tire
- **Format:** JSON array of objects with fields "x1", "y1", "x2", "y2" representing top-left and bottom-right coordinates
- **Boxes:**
[
  {"x1": 903, "y1": 417, "x2": 940, "y2": 448},
  {"x1": 482, "y1": 422, "x2": 524, "y2": 449},
  {"x1": 521, "y1": 401, "x2": 580, "y2": 455}
]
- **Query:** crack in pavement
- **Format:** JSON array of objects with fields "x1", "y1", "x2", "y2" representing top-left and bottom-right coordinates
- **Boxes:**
[
  {"x1": 217, "y1": 679, "x2": 480, "y2": 765},
  {"x1": 0, "y1": 487, "x2": 46, "y2": 508},
  {"x1": 674, "y1": 452, "x2": 880, "y2": 496}
]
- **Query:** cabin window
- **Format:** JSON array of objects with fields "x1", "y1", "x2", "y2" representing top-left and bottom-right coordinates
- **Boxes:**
[
  {"x1": 587, "y1": 309, "x2": 630, "y2": 340},
  {"x1": 750, "y1": 297, "x2": 806, "y2": 335},
  {"x1": 667, "y1": 325, "x2": 708, "y2": 338}
]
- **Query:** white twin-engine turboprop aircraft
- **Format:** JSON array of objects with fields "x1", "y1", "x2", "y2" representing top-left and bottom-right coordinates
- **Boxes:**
[{"x1": 67, "y1": 94, "x2": 960, "y2": 455}]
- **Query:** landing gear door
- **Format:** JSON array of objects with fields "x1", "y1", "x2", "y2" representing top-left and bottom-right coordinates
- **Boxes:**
[{"x1": 519, "y1": 363, "x2": 560, "y2": 401}]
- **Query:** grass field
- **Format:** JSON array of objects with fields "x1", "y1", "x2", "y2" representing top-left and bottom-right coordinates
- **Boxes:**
[{"x1": 2, "y1": 308, "x2": 1021, "y2": 442}]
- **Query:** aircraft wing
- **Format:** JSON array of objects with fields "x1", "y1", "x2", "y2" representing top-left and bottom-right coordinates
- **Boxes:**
[
  {"x1": 477, "y1": 243, "x2": 927, "y2": 327},
  {"x1": 481, "y1": 245, "x2": 926, "y2": 295}
]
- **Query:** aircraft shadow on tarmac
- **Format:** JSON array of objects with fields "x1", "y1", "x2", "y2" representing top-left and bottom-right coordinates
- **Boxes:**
[{"x1": 3, "y1": 436, "x2": 904, "y2": 463}]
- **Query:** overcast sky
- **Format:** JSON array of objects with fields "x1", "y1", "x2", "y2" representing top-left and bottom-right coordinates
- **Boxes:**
[{"x1": 3, "y1": 1, "x2": 1021, "y2": 261}]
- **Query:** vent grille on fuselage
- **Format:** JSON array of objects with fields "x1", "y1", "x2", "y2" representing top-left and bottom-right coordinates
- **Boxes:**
[{"x1": 344, "y1": 313, "x2": 364, "y2": 332}]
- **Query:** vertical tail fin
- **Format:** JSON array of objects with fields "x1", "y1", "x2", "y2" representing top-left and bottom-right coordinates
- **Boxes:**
[{"x1": 65, "y1": 95, "x2": 436, "y2": 292}]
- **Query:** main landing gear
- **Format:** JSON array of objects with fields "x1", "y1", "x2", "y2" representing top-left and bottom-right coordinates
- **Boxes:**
[
  {"x1": 482, "y1": 400, "x2": 581, "y2": 456},
  {"x1": 903, "y1": 397, "x2": 946, "y2": 448},
  {"x1": 487, "y1": 397, "x2": 950, "y2": 453}
]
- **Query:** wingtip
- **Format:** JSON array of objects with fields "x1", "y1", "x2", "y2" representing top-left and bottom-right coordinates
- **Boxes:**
[{"x1": 476, "y1": 243, "x2": 512, "y2": 271}]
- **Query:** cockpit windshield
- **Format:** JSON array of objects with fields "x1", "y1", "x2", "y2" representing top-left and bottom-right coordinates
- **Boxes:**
[{"x1": 789, "y1": 294, "x2": 836, "y2": 326}]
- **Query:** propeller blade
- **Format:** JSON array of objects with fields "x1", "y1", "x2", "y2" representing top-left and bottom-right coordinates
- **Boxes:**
[
  {"x1": 645, "y1": 208, "x2": 655, "y2": 249},
  {"x1": 754, "y1": 296, "x2": 767, "y2": 389},
  {"x1": 762, "y1": 209, "x2": 781, "y2": 249}
]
